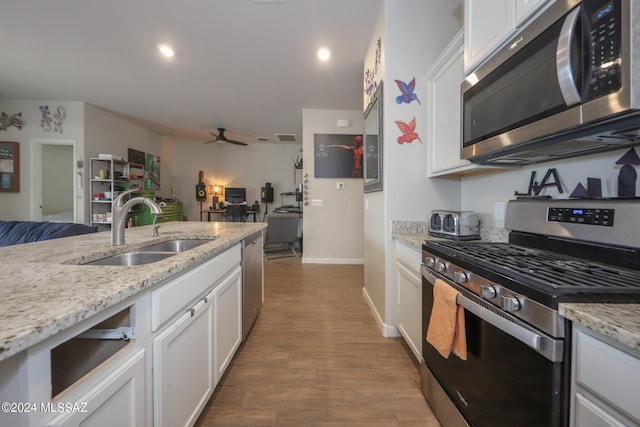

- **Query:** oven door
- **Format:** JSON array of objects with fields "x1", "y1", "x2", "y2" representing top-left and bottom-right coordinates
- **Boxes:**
[{"x1": 421, "y1": 266, "x2": 569, "y2": 427}]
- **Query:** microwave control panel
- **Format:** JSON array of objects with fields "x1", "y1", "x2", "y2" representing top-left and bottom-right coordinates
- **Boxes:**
[{"x1": 584, "y1": 0, "x2": 622, "y2": 100}]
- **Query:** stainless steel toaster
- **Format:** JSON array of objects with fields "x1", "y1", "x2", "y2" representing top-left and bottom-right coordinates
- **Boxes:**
[{"x1": 428, "y1": 210, "x2": 480, "y2": 240}]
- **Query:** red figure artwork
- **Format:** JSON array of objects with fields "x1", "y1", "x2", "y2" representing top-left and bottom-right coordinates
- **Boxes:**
[{"x1": 329, "y1": 135, "x2": 363, "y2": 178}]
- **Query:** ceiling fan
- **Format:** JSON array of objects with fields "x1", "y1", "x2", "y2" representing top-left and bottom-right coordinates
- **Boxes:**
[{"x1": 204, "y1": 128, "x2": 248, "y2": 146}]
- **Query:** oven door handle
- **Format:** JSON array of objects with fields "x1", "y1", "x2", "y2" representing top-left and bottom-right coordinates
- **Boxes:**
[{"x1": 456, "y1": 294, "x2": 562, "y2": 362}]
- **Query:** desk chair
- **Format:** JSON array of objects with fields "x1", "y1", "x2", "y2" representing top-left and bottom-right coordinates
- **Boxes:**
[
  {"x1": 226, "y1": 204, "x2": 247, "y2": 222},
  {"x1": 264, "y1": 213, "x2": 299, "y2": 259}
]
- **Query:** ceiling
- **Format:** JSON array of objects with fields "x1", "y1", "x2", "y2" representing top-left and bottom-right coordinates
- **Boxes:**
[{"x1": 0, "y1": 0, "x2": 381, "y2": 144}]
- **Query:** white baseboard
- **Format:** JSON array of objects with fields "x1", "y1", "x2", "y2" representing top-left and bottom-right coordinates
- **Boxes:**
[
  {"x1": 301, "y1": 257, "x2": 364, "y2": 265},
  {"x1": 362, "y1": 286, "x2": 400, "y2": 338}
]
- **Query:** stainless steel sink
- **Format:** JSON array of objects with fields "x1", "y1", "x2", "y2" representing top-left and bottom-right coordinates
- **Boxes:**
[
  {"x1": 85, "y1": 251, "x2": 176, "y2": 266},
  {"x1": 139, "y1": 238, "x2": 215, "y2": 253}
]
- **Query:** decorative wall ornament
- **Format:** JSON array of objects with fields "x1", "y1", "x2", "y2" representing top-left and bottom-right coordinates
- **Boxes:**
[
  {"x1": 394, "y1": 78, "x2": 421, "y2": 105},
  {"x1": 615, "y1": 147, "x2": 640, "y2": 197},
  {"x1": 52, "y1": 106, "x2": 67, "y2": 133},
  {"x1": 364, "y1": 37, "x2": 382, "y2": 103},
  {"x1": 395, "y1": 117, "x2": 422, "y2": 144},
  {"x1": 0, "y1": 112, "x2": 24, "y2": 131},
  {"x1": 303, "y1": 173, "x2": 310, "y2": 206},
  {"x1": 40, "y1": 105, "x2": 52, "y2": 132}
]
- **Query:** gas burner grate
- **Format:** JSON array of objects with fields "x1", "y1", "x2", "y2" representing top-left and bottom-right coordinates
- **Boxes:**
[{"x1": 424, "y1": 240, "x2": 640, "y2": 296}]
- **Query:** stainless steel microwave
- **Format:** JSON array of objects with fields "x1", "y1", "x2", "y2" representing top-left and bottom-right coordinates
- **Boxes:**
[{"x1": 461, "y1": 0, "x2": 640, "y2": 165}]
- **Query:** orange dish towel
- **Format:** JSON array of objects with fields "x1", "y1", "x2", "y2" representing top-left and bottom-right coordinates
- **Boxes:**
[{"x1": 426, "y1": 278, "x2": 468, "y2": 360}]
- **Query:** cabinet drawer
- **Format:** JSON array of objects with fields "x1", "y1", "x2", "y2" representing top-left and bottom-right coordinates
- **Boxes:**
[
  {"x1": 395, "y1": 241, "x2": 421, "y2": 275},
  {"x1": 575, "y1": 328, "x2": 640, "y2": 422},
  {"x1": 151, "y1": 244, "x2": 240, "y2": 331},
  {"x1": 574, "y1": 393, "x2": 628, "y2": 427}
]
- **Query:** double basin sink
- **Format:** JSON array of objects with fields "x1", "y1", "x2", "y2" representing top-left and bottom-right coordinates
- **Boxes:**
[{"x1": 86, "y1": 239, "x2": 215, "y2": 266}]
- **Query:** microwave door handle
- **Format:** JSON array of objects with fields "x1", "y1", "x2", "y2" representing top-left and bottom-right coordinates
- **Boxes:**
[{"x1": 556, "y1": 6, "x2": 582, "y2": 106}]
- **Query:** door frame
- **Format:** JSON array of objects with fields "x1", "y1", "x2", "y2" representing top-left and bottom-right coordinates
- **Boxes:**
[{"x1": 30, "y1": 139, "x2": 78, "y2": 222}]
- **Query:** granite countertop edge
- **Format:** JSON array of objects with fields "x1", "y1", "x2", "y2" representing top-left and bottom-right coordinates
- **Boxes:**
[
  {"x1": 559, "y1": 303, "x2": 640, "y2": 352},
  {"x1": 0, "y1": 221, "x2": 266, "y2": 363}
]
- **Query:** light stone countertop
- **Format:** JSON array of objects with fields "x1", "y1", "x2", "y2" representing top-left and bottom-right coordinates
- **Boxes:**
[
  {"x1": 0, "y1": 221, "x2": 266, "y2": 363},
  {"x1": 392, "y1": 220, "x2": 640, "y2": 352},
  {"x1": 559, "y1": 303, "x2": 640, "y2": 352}
]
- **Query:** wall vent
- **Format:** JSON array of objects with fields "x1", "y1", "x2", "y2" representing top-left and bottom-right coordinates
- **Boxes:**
[
  {"x1": 256, "y1": 136, "x2": 270, "y2": 142},
  {"x1": 275, "y1": 134, "x2": 298, "y2": 143}
]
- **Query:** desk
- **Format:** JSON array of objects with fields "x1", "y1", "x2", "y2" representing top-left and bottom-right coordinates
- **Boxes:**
[{"x1": 201, "y1": 207, "x2": 260, "y2": 222}]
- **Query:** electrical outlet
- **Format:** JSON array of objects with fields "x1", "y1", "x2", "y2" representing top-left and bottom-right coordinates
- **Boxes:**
[{"x1": 494, "y1": 202, "x2": 506, "y2": 221}]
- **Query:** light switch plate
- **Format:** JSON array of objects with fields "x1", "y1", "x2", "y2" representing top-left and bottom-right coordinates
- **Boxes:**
[
  {"x1": 337, "y1": 182, "x2": 344, "y2": 190},
  {"x1": 311, "y1": 199, "x2": 323, "y2": 207}
]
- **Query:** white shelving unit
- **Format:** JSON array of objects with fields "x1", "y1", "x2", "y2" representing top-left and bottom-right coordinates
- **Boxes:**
[{"x1": 89, "y1": 157, "x2": 140, "y2": 230}]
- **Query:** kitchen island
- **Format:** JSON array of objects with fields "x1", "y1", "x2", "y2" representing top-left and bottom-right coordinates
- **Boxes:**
[{"x1": 0, "y1": 221, "x2": 266, "y2": 427}]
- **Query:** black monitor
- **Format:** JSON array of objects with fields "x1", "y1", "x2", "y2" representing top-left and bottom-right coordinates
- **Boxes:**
[{"x1": 225, "y1": 187, "x2": 246, "y2": 203}]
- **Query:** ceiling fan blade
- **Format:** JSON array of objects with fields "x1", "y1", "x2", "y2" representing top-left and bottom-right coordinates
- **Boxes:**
[{"x1": 225, "y1": 139, "x2": 248, "y2": 146}]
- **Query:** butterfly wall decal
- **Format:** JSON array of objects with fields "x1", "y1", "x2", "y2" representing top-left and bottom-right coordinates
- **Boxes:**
[
  {"x1": 394, "y1": 78, "x2": 421, "y2": 105},
  {"x1": 395, "y1": 117, "x2": 422, "y2": 144}
]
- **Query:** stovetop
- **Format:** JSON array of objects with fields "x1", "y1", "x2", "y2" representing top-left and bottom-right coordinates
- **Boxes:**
[{"x1": 423, "y1": 239, "x2": 640, "y2": 304}]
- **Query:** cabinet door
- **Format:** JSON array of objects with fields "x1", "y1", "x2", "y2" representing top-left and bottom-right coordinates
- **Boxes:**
[
  {"x1": 215, "y1": 266, "x2": 243, "y2": 379},
  {"x1": 153, "y1": 298, "x2": 214, "y2": 427},
  {"x1": 47, "y1": 349, "x2": 146, "y2": 427},
  {"x1": 397, "y1": 261, "x2": 422, "y2": 361},
  {"x1": 426, "y1": 30, "x2": 471, "y2": 176},
  {"x1": 464, "y1": 0, "x2": 514, "y2": 73},
  {"x1": 515, "y1": 0, "x2": 552, "y2": 27}
]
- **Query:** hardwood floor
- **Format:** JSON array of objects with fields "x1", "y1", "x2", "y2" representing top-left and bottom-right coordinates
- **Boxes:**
[{"x1": 195, "y1": 256, "x2": 442, "y2": 426}]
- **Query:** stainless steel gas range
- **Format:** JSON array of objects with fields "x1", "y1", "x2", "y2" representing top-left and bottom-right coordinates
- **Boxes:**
[{"x1": 421, "y1": 198, "x2": 640, "y2": 427}]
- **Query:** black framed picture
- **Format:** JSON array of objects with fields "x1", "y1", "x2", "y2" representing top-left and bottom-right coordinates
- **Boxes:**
[{"x1": 314, "y1": 134, "x2": 363, "y2": 179}]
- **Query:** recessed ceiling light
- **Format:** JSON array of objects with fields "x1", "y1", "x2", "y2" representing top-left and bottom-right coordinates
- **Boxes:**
[
  {"x1": 317, "y1": 47, "x2": 331, "y2": 62},
  {"x1": 157, "y1": 44, "x2": 175, "y2": 58}
]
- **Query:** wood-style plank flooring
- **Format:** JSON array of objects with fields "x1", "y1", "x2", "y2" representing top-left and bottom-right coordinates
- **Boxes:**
[{"x1": 195, "y1": 256, "x2": 441, "y2": 426}]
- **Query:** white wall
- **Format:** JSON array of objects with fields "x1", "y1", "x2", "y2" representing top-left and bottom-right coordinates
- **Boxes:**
[
  {"x1": 170, "y1": 140, "x2": 302, "y2": 222},
  {"x1": 302, "y1": 109, "x2": 365, "y2": 264},
  {"x1": 0, "y1": 100, "x2": 84, "y2": 221},
  {"x1": 363, "y1": 0, "x2": 463, "y2": 337}
]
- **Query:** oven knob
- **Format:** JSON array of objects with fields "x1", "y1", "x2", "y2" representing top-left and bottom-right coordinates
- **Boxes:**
[
  {"x1": 453, "y1": 271, "x2": 468, "y2": 283},
  {"x1": 501, "y1": 295, "x2": 521, "y2": 312},
  {"x1": 425, "y1": 257, "x2": 435, "y2": 268},
  {"x1": 436, "y1": 261, "x2": 447, "y2": 273},
  {"x1": 480, "y1": 285, "x2": 497, "y2": 299}
]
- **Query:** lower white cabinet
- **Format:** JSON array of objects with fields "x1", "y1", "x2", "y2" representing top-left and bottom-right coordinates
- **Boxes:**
[
  {"x1": 215, "y1": 266, "x2": 243, "y2": 379},
  {"x1": 153, "y1": 297, "x2": 215, "y2": 427},
  {"x1": 395, "y1": 241, "x2": 422, "y2": 361},
  {"x1": 571, "y1": 325, "x2": 640, "y2": 427},
  {"x1": 47, "y1": 349, "x2": 146, "y2": 427}
]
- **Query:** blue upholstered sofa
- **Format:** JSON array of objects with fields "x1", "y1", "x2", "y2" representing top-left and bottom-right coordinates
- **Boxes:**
[{"x1": 0, "y1": 221, "x2": 98, "y2": 247}]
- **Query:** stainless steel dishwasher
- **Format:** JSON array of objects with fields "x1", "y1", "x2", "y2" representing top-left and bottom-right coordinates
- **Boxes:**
[{"x1": 242, "y1": 231, "x2": 263, "y2": 340}]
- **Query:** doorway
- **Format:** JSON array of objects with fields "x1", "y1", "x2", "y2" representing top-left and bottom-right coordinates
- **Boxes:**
[{"x1": 31, "y1": 139, "x2": 78, "y2": 222}]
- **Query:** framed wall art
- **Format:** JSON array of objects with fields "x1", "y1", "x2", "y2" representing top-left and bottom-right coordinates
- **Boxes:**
[{"x1": 0, "y1": 142, "x2": 19, "y2": 192}]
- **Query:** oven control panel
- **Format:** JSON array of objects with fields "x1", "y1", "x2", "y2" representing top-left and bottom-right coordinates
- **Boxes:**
[{"x1": 547, "y1": 207, "x2": 614, "y2": 226}]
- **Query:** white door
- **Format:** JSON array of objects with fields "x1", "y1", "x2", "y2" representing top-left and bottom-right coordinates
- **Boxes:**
[{"x1": 31, "y1": 139, "x2": 78, "y2": 222}]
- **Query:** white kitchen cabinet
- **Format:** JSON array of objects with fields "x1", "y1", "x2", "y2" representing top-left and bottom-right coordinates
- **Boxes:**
[
  {"x1": 153, "y1": 297, "x2": 215, "y2": 427},
  {"x1": 570, "y1": 325, "x2": 640, "y2": 427},
  {"x1": 515, "y1": 0, "x2": 552, "y2": 27},
  {"x1": 464, "y1": 0, "x2": 553, "y2": 73},
  {"x1": 395, "y1": 241, "x2": 422, "y2": 361},
  {"x1": 47, "y1": 349, "x2": 146, "y2": 427},
  {"x1": 464, "y1": 0, "x2": 514, "y2": 73},
  {"x1": 426, "y1": 30, "x2": 504, "y2": 177},
  {"x1": 214, "y1": 266, "x2": 243, "y2": 379}
]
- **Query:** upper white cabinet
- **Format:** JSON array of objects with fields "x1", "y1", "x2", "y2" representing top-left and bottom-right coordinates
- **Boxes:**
[
  {"x1": 464, "y1": 0, "x2": 553, "y2": 73},
  {"x1": 425, "y1": 30, "x2": 470, "y2": 176},
  {"x1": 464, "y1": 0, "x2": 514, "y2": 73},
  {"x1": 515, "y1": 0, "x2": 551, "y2": 27},
  {"x1": 426, "y1": 30, "x2": 505, "y2": 177}
]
